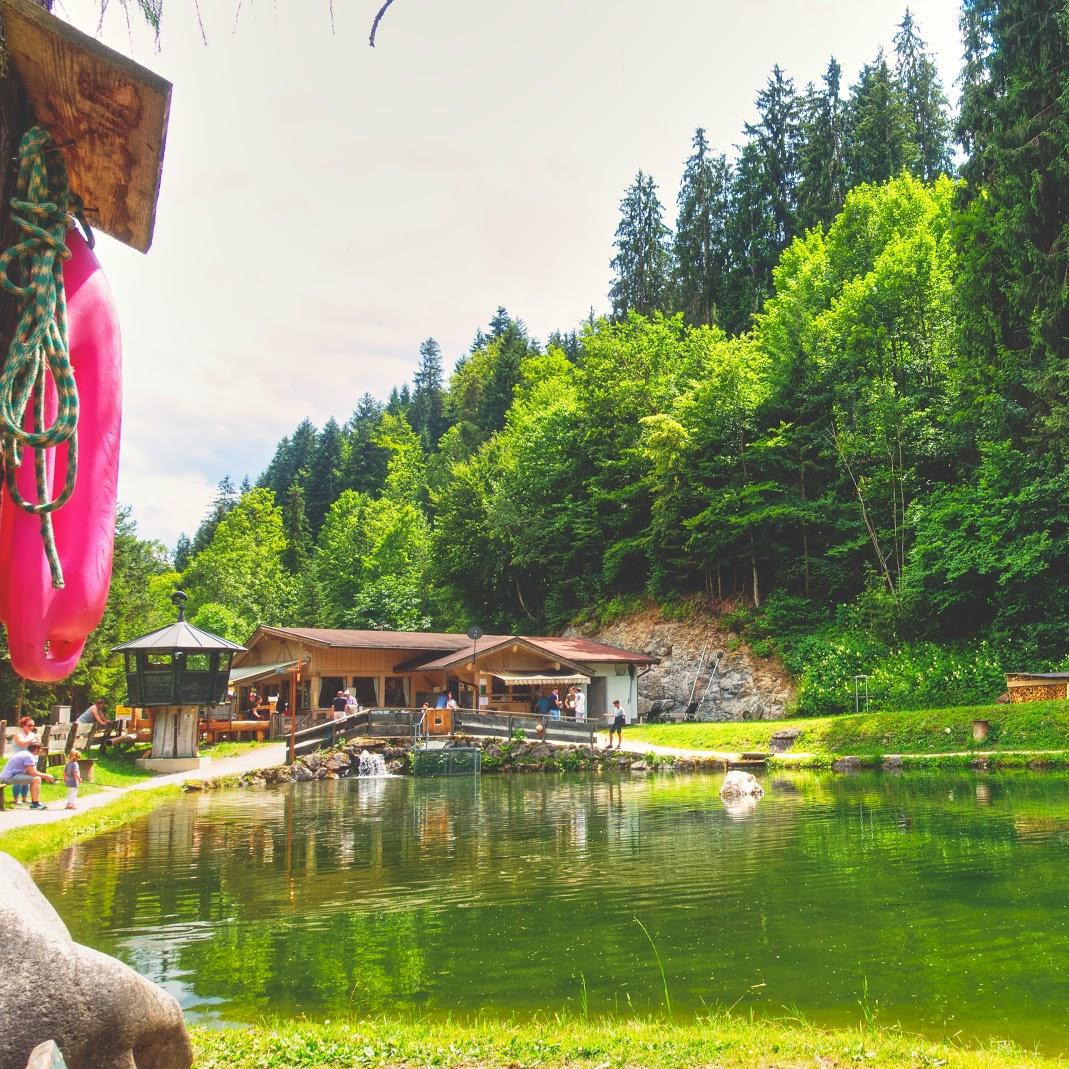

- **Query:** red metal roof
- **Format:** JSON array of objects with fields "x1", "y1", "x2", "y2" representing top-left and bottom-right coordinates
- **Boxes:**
[
  {"x1": 254, "y1": 627, "x2": 658, "y2": 667},
  {"x1": 521, "y1": 635, "x2": 659, "y2": 665}
]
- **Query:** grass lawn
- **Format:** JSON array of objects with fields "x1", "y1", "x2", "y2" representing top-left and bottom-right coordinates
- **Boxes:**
[
  {"x1": 627, "y1": 699, "x2": 1069, "y2": 756},
  {"x1": 0, "y1": 784, "x2": 182, "y2": 865},
  {"x1": 189, "y1": 1014, "x2": 1062, "y2": 1069},
  {"x1": 199, "y1": 739, "x2": 276, "y2": 760}
]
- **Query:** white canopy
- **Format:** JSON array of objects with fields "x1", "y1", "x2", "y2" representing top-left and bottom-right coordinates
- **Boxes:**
[{"x1": 493, "y1": 670, "x2": 590, "y2": 686}]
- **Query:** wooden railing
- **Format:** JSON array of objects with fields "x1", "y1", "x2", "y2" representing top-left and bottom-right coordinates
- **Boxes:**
[
  {"x1": 284, "y1": 706, "x2": 601, "y2": 764},
  {"x1": 453, "y1": 709, "x2": 598, "y2": 746}
]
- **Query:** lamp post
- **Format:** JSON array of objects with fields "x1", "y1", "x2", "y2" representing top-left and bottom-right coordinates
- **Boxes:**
[
  {"x1": 467, "y1": 625, "x2": 482, "y2": 711},
  {"x1": 287, "y1": 661, "x2": 301, "y2": 764},
  {"x1": 113, "y1": 591, "x2": 245, "y2": 772}
]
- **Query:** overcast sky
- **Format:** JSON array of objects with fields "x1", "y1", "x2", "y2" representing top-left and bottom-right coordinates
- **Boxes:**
[{"x1": 60, "y1": 0, "x2": 963, "y2": 547}]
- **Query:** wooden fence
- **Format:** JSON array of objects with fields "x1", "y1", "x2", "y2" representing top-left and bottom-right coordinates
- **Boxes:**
[{"x1": 0, "y1": 719, "x2": 129, "y2": 767}]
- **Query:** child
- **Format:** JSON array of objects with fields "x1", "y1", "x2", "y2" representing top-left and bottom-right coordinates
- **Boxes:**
[{"x1": 64, "y1": 750, "x2": 82, "y2": 809}]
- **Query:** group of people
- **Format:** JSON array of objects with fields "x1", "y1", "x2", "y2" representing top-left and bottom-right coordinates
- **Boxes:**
[
  {"x1": 534, "y1": 686, "x2": 587, "y2": 719},
  {"x1": 1, "y1": 709, "x2": 93, "y2": 810}
]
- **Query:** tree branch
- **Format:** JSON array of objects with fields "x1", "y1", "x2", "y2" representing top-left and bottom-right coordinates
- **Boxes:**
[{"x1": 369, "y1": 0, "x2": 396, "y2": 47}]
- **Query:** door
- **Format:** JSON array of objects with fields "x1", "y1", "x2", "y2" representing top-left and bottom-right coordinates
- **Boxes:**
[{"x1": 588, "y1": 676, "x2": 607, "y2": 721}]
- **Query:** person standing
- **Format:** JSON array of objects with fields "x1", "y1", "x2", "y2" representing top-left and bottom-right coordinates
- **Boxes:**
[
  {"x1": 549, "y1": 690, "x2": 562, "y2": 720},
  {"x1": 63, "y1": 750, "x2": 83, "y2": 809},
  {"x1": 0, "y1": 742, "x2": 56, "y2": 809},
  {"x1": 608, "y1": 700, "x2": 626, "y2": 749},
  {"x1": 573, "y1": 688, "x2": 586, "y2": 720},
  {"x1": 77, "y1": 699, "x2": 108, "y2": 726}
]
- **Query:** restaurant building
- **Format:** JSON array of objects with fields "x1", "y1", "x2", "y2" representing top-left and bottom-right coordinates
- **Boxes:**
[{"x1": 230, "y1": 626, "x2": 658, "y2": 723}]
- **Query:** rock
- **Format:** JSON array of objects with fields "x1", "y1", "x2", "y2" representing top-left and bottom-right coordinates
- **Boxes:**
[
  {"x1": 0, "y1": 852, "x2": 192, "y2": 1069},
  {"x1": 831, "y1": 756, "x2": 861, "y2": 772},
  {"x1": 630, "y1": 762, "x2": 649, "y2": 772},
  {"x1": 719, "y1": 770, "x2": 764, "y2": 799},
  {"x1": 768, "y1": 728, "x2": 802, "y2": 753},
  {"x1": 292, "y1": 764, "x2": 314, "y2": 782},
  {"x1": 882, "y1": 755, "x2": 904, "y2": 771}
]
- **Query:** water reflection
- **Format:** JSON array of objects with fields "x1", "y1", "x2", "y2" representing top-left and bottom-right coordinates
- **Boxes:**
[{"x1": 29, "y1": 771, "x2": 1069, "y2": 1053}]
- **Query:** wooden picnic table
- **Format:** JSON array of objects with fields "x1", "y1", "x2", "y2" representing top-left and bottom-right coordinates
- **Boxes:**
[{"x1": 201, "y1": 719, "x2": 271, "y2": 744}]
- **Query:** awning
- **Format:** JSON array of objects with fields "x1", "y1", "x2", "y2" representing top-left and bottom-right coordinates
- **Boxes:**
[
  {"x1": 228, "y1": 660, "x2": 298, "y2": 687},
  {"x1": 493, "y1": 670, "x2": 590, "y2": 686}
]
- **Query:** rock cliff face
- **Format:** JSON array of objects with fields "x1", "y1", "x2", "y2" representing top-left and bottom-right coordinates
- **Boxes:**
[{"x1": 583, "y1": 604, "x2": 795, "y2": 721}]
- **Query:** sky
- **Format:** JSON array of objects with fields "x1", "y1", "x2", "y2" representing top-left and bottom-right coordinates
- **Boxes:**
[{"x1": 59, "y1": 0, "x2": 964, "y2": 547}]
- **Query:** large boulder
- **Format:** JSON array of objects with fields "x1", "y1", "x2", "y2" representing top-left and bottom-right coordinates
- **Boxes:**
[
  {"x1": 0, "y1": 852, "x2": 192, "y2": 1069},
  {"x1": 719, "y1": 770, "x2": 764, "y2": 800}
]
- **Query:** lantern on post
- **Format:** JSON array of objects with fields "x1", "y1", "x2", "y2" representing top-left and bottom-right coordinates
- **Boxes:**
[{"x1": 112, "y1": 591, "x2": 245, "y2": 772}]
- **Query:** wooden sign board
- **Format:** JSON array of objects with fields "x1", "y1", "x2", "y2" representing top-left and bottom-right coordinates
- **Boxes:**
[{"x1": 1, "y1": 0, "x2": 171, "y2": 252}]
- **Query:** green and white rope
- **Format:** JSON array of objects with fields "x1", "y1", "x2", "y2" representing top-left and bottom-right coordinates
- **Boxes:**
[{"x1": 0, "y1": 126, "x2": 78, "y2": 589}]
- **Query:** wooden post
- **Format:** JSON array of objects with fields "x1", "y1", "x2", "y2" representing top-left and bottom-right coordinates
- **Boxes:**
[{"x1": 288, "y1": 662, "x2": 300, "y2": 764}]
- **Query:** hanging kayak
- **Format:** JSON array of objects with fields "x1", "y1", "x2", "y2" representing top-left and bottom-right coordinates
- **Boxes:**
[{"x1": 0, "y1": 227, "x2": 122, "y2": 680}]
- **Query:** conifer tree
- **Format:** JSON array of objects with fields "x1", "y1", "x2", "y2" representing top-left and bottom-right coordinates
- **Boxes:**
[
  {"x1": 609, "y1": 171, "x2": 673, "y2": 319},
  {"x1": 957, "y1": 0, "x2": 1069, "y2": 451},
  {"x1": 723, "y1": 141, "x2": 779, "y2": 333},
  {"x1": 797, "y1": 59, "x2": 849, "y2": 231},
  {"x1": 304, "y1": 417, "x2": 344, "y2": 534},
  {"x1": 893, "y1": 10, "x2": 953, "y2": 181},
  {"x1": 846, "y1": 51, "x2": 916, "y2": 185},
  {"x1": 173, "y1": 533, "x2": 193, "y2": 573},
  {"x1": 190, "y1": 475, "x2": 239, "y2": 557},
  {"x1": 411, "y1": 337, "x2": 447, "y2": 448},
  {"x1": 674, "y1": 128, "x2": 732, "y2": 326},
  {"x1": 743, "y1": 65, "x2": 802, "y2": 249},
  {"x1": 339, "y1": 394, "x2": 388, "y2": 496}
]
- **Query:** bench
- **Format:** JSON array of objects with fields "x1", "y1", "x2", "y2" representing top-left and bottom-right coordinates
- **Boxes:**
[{"x1": 201, "y1": 719, "x2": 270, "y2": 743}]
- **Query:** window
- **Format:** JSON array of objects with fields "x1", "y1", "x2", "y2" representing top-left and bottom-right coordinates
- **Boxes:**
[
  {"x1": 318, "y1": 676, "x2": 345, "y2": 708},
  {"x1": 352, "y1": 677, "x2": 379, "y2": 706},
  {"x1": 384, "y1": 676, "x2": 408, "y2": 707}
]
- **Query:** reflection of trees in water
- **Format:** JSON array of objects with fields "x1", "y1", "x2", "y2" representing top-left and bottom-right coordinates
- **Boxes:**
[{"x1": 28, "y1": 772, "x2": 1069, "y2": 1038}]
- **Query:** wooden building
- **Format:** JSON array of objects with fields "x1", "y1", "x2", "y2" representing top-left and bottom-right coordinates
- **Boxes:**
[
  {"x1": 229, "y1": 627, "x2": 658, "y2": 724},
  {"x1": 1005, "y1": 672, "x2": 1069, "y2": 704}
]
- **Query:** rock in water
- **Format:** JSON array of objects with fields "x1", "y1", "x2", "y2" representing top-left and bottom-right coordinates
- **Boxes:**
[
  {"x1": 0, "y1": 852, "x2": 192, "y2": 1069},
  {"x1": 719, "y1": 770, "x2": 764, "y2": 799}
]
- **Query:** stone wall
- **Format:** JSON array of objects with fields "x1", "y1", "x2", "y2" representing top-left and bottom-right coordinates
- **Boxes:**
[{"x1": 583, "y1": 604, "x2": 796, "y2": 722}]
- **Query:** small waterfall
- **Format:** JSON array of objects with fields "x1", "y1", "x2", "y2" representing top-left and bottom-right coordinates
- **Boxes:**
[{"x1": 357, "y1": 750, "x2": 389, "y2": 777}]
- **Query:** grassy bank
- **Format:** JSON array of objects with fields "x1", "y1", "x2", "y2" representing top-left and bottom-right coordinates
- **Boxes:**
[
  {"x1": 0, "y1": 785, "x2": 182, "y2": 865},
  {"x1": 628, "y1": 700, "x2": 1069, "y2": 756},
  {"x1": 190, "y1": 1015, "x2": 1061, "y2": 1069}
]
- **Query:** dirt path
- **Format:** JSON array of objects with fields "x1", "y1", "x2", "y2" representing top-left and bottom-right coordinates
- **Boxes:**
[{"x1": 0, "y1": 743, "x2": 287, "y2": 832}]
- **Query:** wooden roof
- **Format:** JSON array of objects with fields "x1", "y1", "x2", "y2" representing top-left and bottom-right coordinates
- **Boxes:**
[{"x1": 246, "y1": 626, "x2": 659, "y2": 669}]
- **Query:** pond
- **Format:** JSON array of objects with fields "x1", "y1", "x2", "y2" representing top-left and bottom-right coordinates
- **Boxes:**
[{"x1": 27, "y1": 771, "x2": 1069, "y2": 1051}]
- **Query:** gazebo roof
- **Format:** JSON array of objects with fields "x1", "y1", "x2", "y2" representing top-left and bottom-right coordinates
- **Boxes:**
[{"x1": 113, "y1": 621, "x2": 246, "y2": 653}]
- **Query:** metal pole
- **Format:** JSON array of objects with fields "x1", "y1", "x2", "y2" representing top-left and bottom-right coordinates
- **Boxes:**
[{"x1": 289, "y1": 664, "x2": 299, "y2": 764}]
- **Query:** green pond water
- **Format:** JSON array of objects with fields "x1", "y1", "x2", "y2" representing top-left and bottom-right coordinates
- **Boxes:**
[{"x1": 27, "y1": 771, "x2": 1069, "y2": 1051}]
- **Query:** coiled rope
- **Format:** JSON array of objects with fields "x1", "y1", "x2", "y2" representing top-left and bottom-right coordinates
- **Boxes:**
[{"x1": 0, "y1": 127, "x2": 78, "y2": 589}]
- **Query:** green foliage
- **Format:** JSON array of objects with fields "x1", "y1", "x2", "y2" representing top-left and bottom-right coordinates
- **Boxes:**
[{"x1": 182, "y1": 488, "x2": 293, "y2": 632}]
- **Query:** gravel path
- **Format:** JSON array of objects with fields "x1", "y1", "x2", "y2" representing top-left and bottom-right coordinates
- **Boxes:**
[{"x1": 0, "y1": 743, "x2": 287, "y2": 832}]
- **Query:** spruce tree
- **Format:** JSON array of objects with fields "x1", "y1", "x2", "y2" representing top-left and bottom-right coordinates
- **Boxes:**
[
  {"x1": 846, "y1": 51, "x2": 916, "y2": 185},
  {"x1": 797, "y1": 59, "x2": 849, "y2": 231},
  {"x1": 893, "y1": 10, "x2": 953, "y2": 181},
  {"x1": 743, "y1": 65, "x2": 802, "y2": 249},
  {"x1": 957, "y1": 0, "x2": 1069, "y2": 451},
  {"x1": 674, "y1": 128, "x2": 732, "y2": 326},
  {"x1": 609, "y1": 171, "x2": 673, "y2": 319},
  {"x1": 304, "y1": 417, "x2": 344, "y2": 534},
  {"x1": 340, "y1": 395, "x2": 389, "y2": 496},
  {"x1": 189, "y1": 475, "x2": 239, "y2": 557},
  {"x1": 723, "y1": 141, "x2": 779, "y2": 333},
  {"x1": 411, "y1": 337, "x2": 447, "y2": 448}
]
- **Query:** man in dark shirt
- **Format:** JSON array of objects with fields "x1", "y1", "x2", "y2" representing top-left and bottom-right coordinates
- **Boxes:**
[{"x1": 331, "y1": 690, "x2": 349, "y2": 715}]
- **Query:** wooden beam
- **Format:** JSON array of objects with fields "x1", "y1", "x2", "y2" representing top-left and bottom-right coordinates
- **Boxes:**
[{"x1": 1, "y1": 0, "x2": 171, "y2": 252}]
